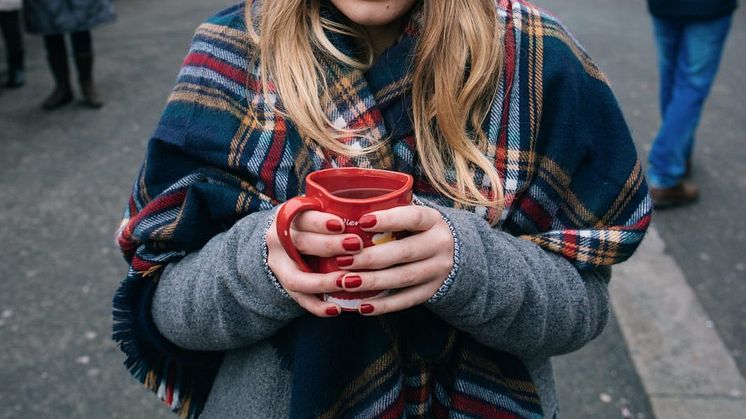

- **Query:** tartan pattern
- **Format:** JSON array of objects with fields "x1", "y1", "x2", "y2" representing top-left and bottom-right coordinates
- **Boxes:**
[{"x1": 113, "y1": 1, "x2": 651, "y2": 417}]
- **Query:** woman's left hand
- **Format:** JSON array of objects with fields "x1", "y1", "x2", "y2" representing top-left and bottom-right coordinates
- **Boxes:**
[{"x1": 335, "y1": 205, "x2": 454, "y2": 316}]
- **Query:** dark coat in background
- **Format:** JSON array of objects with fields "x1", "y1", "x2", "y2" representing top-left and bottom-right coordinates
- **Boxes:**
[
  {"x1": 647, "y1": 0, "x2": 738, "y2": 21},
  {"x1": 23, "y1": 0, "x2": 116, "y2": 35}
]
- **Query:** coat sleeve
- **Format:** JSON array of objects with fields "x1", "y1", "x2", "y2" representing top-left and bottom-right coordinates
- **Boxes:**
[
  {"x1": 426, "y1": 202, "x2": 611, "y2": 359},
  {"x1": 150, "y1": 208, "x2": 304, "y2": 352},
  {"x1": 426, "y1": 21, "x2": 651, "y2": 359}
]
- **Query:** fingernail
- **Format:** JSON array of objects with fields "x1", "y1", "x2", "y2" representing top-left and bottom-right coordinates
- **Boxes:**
[
  {"x1": 325, "y1": 306, "x2": 340, "y2": 316},
  {"x1": 342, "y1": 237, "x2": 362, "y2": 251},
  {"x1": 359, "y1": 214, "x2": 377, "y2": 229},
  {"x1": 336, "y1": 255, "x2": 354, "y2": 267},
  {"x1": 359, "y1": 303, "x2": 375, "y2": 314},
  {"x1": 344, "y1": 275, "x2": 362, "y2": 289},
  {"x1": 326, "y1": 219, "x2": 344, "y2": 232},
  {"x1": 336, "y1": 275, "x2": 344, "y2": 288}
]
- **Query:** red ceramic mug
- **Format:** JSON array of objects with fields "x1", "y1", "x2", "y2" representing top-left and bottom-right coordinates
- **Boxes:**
[{"x1": 276, "y1": 168, "x2": 414, "y2": 311}]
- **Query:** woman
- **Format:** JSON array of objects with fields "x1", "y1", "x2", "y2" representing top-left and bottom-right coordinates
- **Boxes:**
[
  {"x1": 0, "y1": 0, "x2": 24, "y2": 88},
  {"x1": 23, "y1": 0, "x2": 116, "y2": 109},
  {"x1": 113, "y1": 0, "x2": 652, "y2": 417}
]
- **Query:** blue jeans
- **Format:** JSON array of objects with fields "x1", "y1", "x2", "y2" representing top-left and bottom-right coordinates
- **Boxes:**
[{"x1": 647, "y1": 15, "x2": 732, "y2": 188}]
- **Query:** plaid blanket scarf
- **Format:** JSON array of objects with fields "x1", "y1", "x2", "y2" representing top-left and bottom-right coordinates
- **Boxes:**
[{"x1": 113, "y1": 1, "x2": 652, "y2": 417}]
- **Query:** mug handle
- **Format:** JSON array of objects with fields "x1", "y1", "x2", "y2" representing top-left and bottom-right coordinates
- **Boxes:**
[{"x1": 275, "y1": 196, "x2": 324, "y2": 273}]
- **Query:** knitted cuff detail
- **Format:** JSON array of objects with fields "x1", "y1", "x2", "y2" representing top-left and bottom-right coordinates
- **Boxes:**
[
  {"x1": 412, "y1": 196, "x2": 462, "y2": 304},
  {"x1": 261, "y1": 213, "x2": 293, "y2": 300}
]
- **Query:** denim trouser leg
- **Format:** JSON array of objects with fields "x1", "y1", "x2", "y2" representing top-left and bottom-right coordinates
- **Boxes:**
[{"x1": 647, "y1": 15, "x2": 732, "y2": 188}]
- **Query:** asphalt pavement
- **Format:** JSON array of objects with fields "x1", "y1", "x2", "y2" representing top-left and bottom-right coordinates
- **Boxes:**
[{"x1": 0, "y1": 0, "x2": 744, "y2": 418}]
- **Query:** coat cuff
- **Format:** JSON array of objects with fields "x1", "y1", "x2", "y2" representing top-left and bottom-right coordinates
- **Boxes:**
[
  {"x1": 260, "y1": 209, "x2": 295, "y2": 301},
  {"x1": 412, "y1": 196, "x2": 462, "y2": 304}
]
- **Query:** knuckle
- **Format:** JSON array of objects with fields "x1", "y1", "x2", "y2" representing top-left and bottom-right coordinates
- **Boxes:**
[
  {"x1": 267, "y1": 236, "x2": 280, "y2": 250},
  {"x1": 360, "y1": 271, "x2": 377, "y2": 290},
  {"x1": 401, "y1": 266, "x2": 418, "y2": 287},
  {"x1": 412, "y1": 209, "x2": 426, "y2": 228},
  {"x1": 399, "y1": 244, "x2": 414, "y2": 261},
  {"x1": 437, "y1": 256, "x2": 454, "y2": 275},
  {"x1": 426, "y1": 209, "x2": 441, "y2": 227},
  {"x1": 355, "y1": 251, "x2": 372, "y2": 269},
  {"x1": 294, "y1": 211, "x2": 311, "y2": 227},
  {"x1": 282, "y1": 276, "x2": 299, "y2": 292},
  {"x1": 323, "y1": 237, "x2": 338, "y2": 255},
  {"x1": 266, "y1": 227, "x2": 279, "y2": 246},
  {"x1": 302, "y1": 213, "x2": 321, "y2": 232},
  {"x1": 437, "y1": 230, "x2": 453, "y2": 248},
  {"x1": 370, "y1": 255, "x2": 388, "y2": 270},
  {"x1": 311, "y1": 276, "x2": 326, "y2": 292},
  {"x1": 291, "y1": 232, "x2": 309, "y2": 252},
  {"x1": 315, "y1": 216, "x2": 329, "y2": 233},
  {"x1": 267, "y1": 250, "x2": 287, "y2": 274},
  {"x1": 324, "y1": 271, "x2": 340, "y2": 282}
]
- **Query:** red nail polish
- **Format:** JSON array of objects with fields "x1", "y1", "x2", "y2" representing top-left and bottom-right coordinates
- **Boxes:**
[
  {"x1": 336, "y1": 276, "x2": 344, "y2": 288},
  {"x1": 326, "y1": 219, "x2": 344, "y2": 232},
  {"x1": 336, "y1": 256, "x2": 354, "y2": 267},
  {"x1": 359, "y1": 215, "x2": 377, "y2": 229},
  {"x1": 344, "y1": 275, "x2": 362, "y2": 289},
  {"x1": 359, "y1": 304, "x2": 375, "y2": 314},
  {"x1": 325, "y1": 306, "x2": 340, "y2": 316},
  {"x1": 342, "y1": 237, "x2": 361, "y2": 251}
]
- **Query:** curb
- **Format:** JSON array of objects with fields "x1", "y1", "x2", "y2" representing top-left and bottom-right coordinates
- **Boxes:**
[{"x1": 611, "y1": 225, "x2": 746, "y2": 419}]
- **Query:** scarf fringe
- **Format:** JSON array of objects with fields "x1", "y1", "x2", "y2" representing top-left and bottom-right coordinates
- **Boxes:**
[{"x1": 112, "y1": 272, "x2": 203, "y2": 419}]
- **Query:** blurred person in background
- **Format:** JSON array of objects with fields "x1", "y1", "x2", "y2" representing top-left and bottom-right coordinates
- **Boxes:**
[
  {"x1": 646, "y1": 0, "x2": 738, "y2": 208},
  {"x1": 0, "y1": 0, "x2": 25, "y2": 88},
  {"x1": 23, "y1": 0, "x2": 116, "y2": 109}
]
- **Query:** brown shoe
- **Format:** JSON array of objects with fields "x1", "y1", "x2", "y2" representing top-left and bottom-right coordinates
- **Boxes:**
[
  {"x1": 42, "y1": 84, "x2": 74, "y2": 110},
  {"x1": 74, "y1": 53, "x2": 104, "y2": 108},
  {"x1": 42, "y1": 48, "x2": 73, "y2": 110},
  {"x1": 650, "y1": 181, "x2": 699, "y2": 209}
]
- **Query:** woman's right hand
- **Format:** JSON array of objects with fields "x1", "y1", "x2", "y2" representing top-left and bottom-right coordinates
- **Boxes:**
[{"x1": 266, "y1": 209, "x2": 363, "y2": 317}]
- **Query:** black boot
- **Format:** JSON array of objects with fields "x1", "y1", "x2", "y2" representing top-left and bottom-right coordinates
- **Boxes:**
[
  {"x1": 6, "y1": 49, "x2": 25, "y2": 88},
  {"x1": 73, "y1": 53, "x2": 103, "y2": 108},
  {"x1": 42, "y1": 48, "x2": 74, "y2": 110}
]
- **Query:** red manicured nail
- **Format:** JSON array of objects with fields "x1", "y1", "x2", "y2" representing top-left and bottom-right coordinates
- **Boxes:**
[
  {"x1": 344, "y1": 275, "x2": 362, "y2": 289},
  {"x1": 336, "y1": 276, "x2": 344, "y2": 288},
  {"x1": 359, "y1": 304, "x2": 375, "y2": 314},
  {"x1": 326, "y1": 219, "x2": 344, "y2": 232},
  {"x1": 359, "y1": 215, "x2": 377, "y2": 229},
  {"x1": 325, "y1": 306, "x2": 340, "y2": 316},
  {"x1": 342, "y1": 237, "x2": 362, "y2": 251},
  {"x1": 336, "y1": 255, "x2": 354, "y2": 267}
]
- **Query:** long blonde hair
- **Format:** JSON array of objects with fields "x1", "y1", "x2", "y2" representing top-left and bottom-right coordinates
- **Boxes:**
[{"x1": 246, "y1": 0, "x2": 504, "y2": 210}]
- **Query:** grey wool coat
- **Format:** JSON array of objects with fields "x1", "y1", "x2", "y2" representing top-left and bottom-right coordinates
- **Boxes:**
[{"x1": 23, "y1": 0, "x2": 116, "y2": 35}]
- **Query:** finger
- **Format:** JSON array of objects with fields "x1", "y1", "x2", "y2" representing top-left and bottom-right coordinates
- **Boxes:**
[
  {"x1": 276, "y1": 268, "x2": 349, "y2": 295},
  {"x1": 358, "y1": 205, "x2": 441, "y2": 233},
  {"x1": 335, "y1": 258, "x2": 443, "y2": 292},
  {"x1": 292, "y1": 210, "x2": 346, "y2": 234},
  {"x1": 291, "y1": 231, "x2": 363, "y2": 257},
  {"x1": 267, "y1": 242, "x2": 351, "y2": 293},
  {"x1": 357, "y1": 282, "x2": 440, "y2": 316},
  {"x1": 288, "y1": 290, "x2": 342, "y2": 318},
  {"x1": 341, "y1": 228, "x2": 447, "y2": 270}
]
